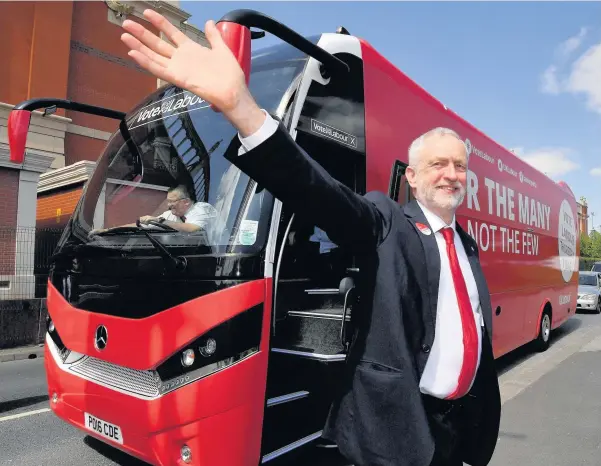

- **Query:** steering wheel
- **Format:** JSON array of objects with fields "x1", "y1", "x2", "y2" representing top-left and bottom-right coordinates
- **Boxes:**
[{"x1": 136, "y1": 219, "x2": 178, "y2": 232}]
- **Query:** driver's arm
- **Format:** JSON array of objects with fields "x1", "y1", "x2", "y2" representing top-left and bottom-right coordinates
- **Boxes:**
[
  {"x1": 133, "y1": 212, "x2": 195, "y2": 232},
  {"x1": 155, "y1": 204, "x2": 217, "y2": 233},
  {"x1": 157, "y1": 219, "x2": 201, "y2": 233}
]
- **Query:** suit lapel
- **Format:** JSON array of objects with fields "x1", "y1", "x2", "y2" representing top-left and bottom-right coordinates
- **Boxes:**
[
  {"x1": 456, "y1": 223, "x2": 493, "y2": 342},
  {"x1": 404, "y1": 200, "x2": 440, "y2": 330}
]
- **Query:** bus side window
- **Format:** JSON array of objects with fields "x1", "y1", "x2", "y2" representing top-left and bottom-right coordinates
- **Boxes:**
[{"x1": 388, "y1": 160, "x2": 413, "y2": 206}]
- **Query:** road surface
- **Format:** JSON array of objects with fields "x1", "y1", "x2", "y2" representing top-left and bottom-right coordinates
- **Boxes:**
[{"x1": 1, "y1": 311, "x2": 600, "y2": 466}]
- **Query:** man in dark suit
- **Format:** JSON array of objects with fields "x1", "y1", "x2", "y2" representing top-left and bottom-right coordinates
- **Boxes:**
[{"x1": 120, "y1": 10, "x2": 501, "y2": 466}]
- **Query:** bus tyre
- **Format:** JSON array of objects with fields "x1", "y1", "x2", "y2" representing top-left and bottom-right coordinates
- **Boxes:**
[{"x1": 534, "y1": 309, "x2": 551, "y2": 352}]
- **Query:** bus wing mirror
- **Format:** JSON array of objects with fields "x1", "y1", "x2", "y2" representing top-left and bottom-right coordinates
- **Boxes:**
[
  {"x1": 215, "y1": 21, "x2": 251, "y2": 83},
  {"x1": 8, "y1": 109, "x2": 32, "y2": 164},
  {"x1": 212, "y1": 22, "x2": 251, "y2": 113},
  {"x1": 8, "y1": 98, "x2": 125, "y2": 165}
]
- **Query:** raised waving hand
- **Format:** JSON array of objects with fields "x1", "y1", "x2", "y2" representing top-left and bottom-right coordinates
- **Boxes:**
[{"x1": 120, "y1": 9, "x2": 265, "y2": 136}]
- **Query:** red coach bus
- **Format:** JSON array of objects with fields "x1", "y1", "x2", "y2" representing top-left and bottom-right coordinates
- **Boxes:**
[{"x1": 8, "y1": 9, "x2": 579, "y2": 466}]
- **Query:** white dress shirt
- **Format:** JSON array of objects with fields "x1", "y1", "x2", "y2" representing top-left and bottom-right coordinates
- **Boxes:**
[
  {"x1": 416, "y1": 200, "x2": 483, "y2": 399},
  {"x1": 238, "y1": 110, "x2": 279, "y2": 154},
  {"x1": 235, "y1": 111, "x2": 483, "y2": 398},
  {"x1": 159, "y1": 202, "x2": 217, "y2": 230}
]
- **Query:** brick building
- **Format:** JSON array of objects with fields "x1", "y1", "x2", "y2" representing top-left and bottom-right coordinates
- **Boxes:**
[{"x1": 0, "y1": 0, "x2": 207, "y2": 299}]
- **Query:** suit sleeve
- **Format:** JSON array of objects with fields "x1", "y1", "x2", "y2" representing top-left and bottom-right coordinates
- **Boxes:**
[{"x1": 224, "y1": 118, "x2": 394, "y2": 251}]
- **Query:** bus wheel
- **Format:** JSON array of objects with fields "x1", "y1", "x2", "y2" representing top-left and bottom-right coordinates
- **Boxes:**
[{"x1": 534, "y1": 308, "x2": 552, "y2": 352}]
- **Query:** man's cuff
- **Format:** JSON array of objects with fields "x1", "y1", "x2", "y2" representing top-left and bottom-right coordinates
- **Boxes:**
[{"x1": 238, "y1": 110, "x2": 279, "y2": 155}]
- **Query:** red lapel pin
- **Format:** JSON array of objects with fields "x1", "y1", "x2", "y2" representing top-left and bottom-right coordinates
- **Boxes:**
[{"x1": 415, "y1": 222, "x2": 432, "y2": 235}]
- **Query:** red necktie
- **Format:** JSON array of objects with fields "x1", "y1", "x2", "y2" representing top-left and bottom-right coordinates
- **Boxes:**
[{"x1": 441, "y1": 227, "x2": 478, "y2": 399}]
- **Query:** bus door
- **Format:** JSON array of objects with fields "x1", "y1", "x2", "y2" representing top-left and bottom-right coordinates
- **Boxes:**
[{"x1": 259, "y1": 38, "x2": 367, "y2": 460}]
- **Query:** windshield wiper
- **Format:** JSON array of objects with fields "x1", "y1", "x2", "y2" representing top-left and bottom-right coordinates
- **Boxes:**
[
  {"x1": 92, "y1": 225, "x2": 187, "y2": 271},
  {"x1": 137, "y1": 224, "x2": 187, "y2": 271}
]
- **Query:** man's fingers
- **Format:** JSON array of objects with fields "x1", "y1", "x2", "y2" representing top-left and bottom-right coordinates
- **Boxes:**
[
  {"x1": 122, "y1": 18, "x2": 174, "y2": 59},
  {"x1": 143, "y1": 9, "x2": 188, "y2": 47},
  {"x1": 127, "y1": 50, "x2": 171, "y2": 83},
  {"x1": 204, "y1": 20, "x2": 226, "y2": 50},
  {"x1": 121, "y1": 33, "x2": 170, "y2": 68}
]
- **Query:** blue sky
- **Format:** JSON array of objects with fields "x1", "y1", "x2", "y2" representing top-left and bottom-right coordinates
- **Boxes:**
[{"x1": 181, "y1": 1, "x2": 601, "y2": 233}]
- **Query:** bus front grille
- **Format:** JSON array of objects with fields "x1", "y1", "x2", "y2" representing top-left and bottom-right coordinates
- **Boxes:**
[{"x1": 69, "y1": 356, "x2": 161, "y2": 399}]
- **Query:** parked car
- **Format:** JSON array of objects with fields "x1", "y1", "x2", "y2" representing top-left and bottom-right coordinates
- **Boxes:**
[
  {"x1": 577, "y1": 271, "x2": 601, "y2": 313},
  {"x1": 592, "y1": 262, "x2": 601, "y2": 273}
]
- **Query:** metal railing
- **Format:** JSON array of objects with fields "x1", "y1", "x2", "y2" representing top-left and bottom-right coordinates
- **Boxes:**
[{"x1": 0, "y1": 226, "x2": 64, "y2": 300}]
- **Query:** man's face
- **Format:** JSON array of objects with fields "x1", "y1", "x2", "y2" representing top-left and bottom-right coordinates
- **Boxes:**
[
  {"x1": 406, "y1": 134, "x2": 468, "y2": 217},
  {"x1": 166, "y1": 191, "x2": 190, "y2": 217}
]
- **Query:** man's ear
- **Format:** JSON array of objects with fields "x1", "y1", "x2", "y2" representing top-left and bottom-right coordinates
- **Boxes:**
[{"x1": 405, "y1": 165, "x2": 418, "y2": 189}]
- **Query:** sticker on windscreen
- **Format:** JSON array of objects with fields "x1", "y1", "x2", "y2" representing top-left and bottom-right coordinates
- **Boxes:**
[
  {"x1": 310, "y1": 119, "x2": 358, "y2": 149},
  {"x1": 238, "y1": 220, "x2": 259, "y2": 246},
  {"x1": 129, "y1": 90, "x2": 210, "y2": 130}
]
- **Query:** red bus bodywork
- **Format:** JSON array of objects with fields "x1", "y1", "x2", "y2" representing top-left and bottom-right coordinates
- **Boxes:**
[
  {"x1": 359, "y1": 41, "x2": 579, "y2": 358},
  {"x1": 44, "y1": 280, "x2": 272, "y2": 465}
]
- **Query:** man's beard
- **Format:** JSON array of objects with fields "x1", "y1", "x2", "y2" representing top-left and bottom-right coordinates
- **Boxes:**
[{"x1": 417, "y1": 180, "x2": 466, "y2": 212}]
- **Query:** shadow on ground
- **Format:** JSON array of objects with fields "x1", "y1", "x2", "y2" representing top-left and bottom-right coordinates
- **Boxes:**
[
  {"x1": 0, "y1": 394, "x2": 49, "y2": 414},
  {"x1": 84, "y1": 436, "x2": 151, "y2": 465},
  {"x1": 495, "y1": 317, "x2": 583, "y2": 376}
]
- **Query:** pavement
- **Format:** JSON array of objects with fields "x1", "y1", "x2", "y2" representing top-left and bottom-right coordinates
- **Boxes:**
[
  {"x1": 491, "y1": 347, "x2": 601, "y2": 466},
  {"x1": 0, "y1": 344, "x2": 45, "y2": 363},
  {"x1": 489, "y1": 315, "x2": 601, "y2": 466},
  {"x1": 0, "y1": 311, "x2": 600, "y2": 465}
]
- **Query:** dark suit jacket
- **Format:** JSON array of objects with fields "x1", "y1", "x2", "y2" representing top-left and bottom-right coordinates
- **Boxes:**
[{"x1": 225, "y1": 123, "x2": 501, "y2": 466}]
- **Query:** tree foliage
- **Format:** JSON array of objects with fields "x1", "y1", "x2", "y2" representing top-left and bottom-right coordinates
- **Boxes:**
[{"x1": 580, "y1": 231, "x2": 601, "y2": 270}]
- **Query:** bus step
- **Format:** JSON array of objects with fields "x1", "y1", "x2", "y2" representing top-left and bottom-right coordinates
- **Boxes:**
[
  {"x1": 267, "y1": 390, "x2": 310, "y2": 407},
  {"x1": 261, "y1": 431, "x2": 324, "y2": 463},
  {"x1": 272, "y1": 312, "x2": 347, "y2": 356},
  {"x1": 261, "y1": 391, "x2": 329, "y2": 459},
  {"x1": 265, "y1": 350, "x2": 344, "y2": 408}
]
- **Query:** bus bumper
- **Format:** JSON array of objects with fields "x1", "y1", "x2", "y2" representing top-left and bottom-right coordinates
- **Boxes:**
[{"x1": 44, "y1": 336, "x2": 265, "y2": 466}]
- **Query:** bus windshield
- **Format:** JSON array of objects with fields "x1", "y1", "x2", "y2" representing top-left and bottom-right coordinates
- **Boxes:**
[{"x1": 70, "y1": 41, "x2": 309, "y2": 256}]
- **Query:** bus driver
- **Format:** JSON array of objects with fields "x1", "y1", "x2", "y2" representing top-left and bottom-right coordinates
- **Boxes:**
[{"x1": 90, "y1": 185, "x2": 217, "y2": 235}]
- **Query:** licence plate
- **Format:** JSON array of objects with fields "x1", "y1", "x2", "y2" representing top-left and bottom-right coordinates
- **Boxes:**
[{"x1": 84, "y1": 412, "x2": 123, "y2": 445}]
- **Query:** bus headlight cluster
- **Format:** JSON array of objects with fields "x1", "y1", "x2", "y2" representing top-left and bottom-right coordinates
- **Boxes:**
[
  {"x1": 156, "y1": 305, "x2": 263, "y2": 391},
  {"x1": 179, "y1": 338, "x2": 217, "y2": 368}
]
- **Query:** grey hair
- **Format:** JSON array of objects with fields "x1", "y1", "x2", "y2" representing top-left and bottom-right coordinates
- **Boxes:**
[
  {"x1": 408, "y1": 127, "x2": 468, "y2": 168},
  {"x1": 168, "y1": 184, "x2": 193, "y2": 201}
]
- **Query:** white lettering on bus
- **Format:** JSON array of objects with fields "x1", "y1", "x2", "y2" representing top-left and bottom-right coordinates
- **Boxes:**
[
  {"x1": 465, "y1": 138, "x2": 495, "y2": 164},
  {"x1": 464, "y1": 169, "x2": 575, "y2": 269},
  {"x1": 518, "y1": 193, "x2": 550, "y2": 230},
  {"x1": 130, "y1": 91, "x2": 208, "y2": 129},
  {"x1": 467, "y1": 170, "x2": 480, "y2": 211}
]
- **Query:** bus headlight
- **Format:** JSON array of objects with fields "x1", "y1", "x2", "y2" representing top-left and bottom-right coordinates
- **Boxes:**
[
  {"x1": 181, "y1": 349, "x2": 195, "y2": 367},
  {"x1": 46, "y1": 318, "x2": 71, "y2": 362},
  {"x1": 181, "y1": 445, "x2": 192, "y2": 463},
  {"x1": 199, "y1": 338, "x2": 216, "y2": 357}
]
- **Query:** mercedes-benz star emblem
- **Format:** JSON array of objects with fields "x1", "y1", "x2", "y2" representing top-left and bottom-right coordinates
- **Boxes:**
[{"x1": 95, "y1": 325, "x2": 108, "y2": 350}]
